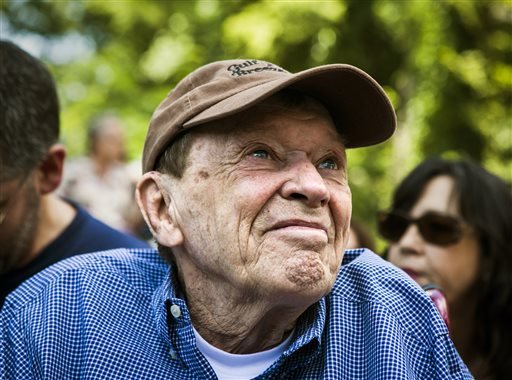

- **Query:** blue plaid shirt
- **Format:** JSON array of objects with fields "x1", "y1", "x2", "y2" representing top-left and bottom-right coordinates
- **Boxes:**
[{"x1": 1, "y1": 248, "x2": 472, "y2": 379}]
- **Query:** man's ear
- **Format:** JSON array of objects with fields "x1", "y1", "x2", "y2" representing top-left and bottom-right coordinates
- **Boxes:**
[
  {"x1": 36, "y1": 144, "x2": 66, "y2": 195},
  {"x1": 136, "y1": 172, "x2": 184, "y2": 248}
]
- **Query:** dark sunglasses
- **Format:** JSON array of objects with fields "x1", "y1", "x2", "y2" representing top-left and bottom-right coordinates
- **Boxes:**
[{"x1": 377, "y1": 210, "x2": 464, "y2": 246}]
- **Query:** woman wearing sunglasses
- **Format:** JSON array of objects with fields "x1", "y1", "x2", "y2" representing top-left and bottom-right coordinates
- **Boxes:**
[{"x1": 378, "y1": 157, "x2": 511, "y2": 380}]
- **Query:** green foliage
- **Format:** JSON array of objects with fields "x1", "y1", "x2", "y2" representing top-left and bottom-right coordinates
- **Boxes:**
[{"x1": 2, "y1": 0, "x2": 511, "y2": 249}]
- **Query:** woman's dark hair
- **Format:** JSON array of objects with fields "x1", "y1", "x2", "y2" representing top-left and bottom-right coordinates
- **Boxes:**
[{"x1": 389, "y1": 156, "x2": 512, "y2": 378}]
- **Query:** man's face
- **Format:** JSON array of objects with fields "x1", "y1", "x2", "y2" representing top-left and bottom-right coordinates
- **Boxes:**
[
  {"x1": 0, "y1": 172, "x2": 40, "y2": 274},
  {"x1": 165, "y1": 105, "x2": 351, "y2": 303},
  {"x1": 95, "y1": 120, "x2": 125, "y2": 162}
]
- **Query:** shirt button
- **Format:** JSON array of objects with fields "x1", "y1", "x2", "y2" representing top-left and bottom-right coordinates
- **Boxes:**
[
  {"x1": 170, "y1": 304, "x2": 182, "y2": 319},
  {"x1": 169, "y1": 348, "x2": 178, "y2": 360}
]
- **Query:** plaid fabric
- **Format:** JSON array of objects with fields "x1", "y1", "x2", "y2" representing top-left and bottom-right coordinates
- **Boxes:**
[{"x1": 1, "y1": 248, "x2": 472, "y2": 379}]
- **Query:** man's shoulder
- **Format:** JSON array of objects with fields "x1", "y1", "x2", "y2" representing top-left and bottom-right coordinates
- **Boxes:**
[
  {"x1": 65, "y1": 203, "x2": 150, "y2": 250},
  {"x1": 330, "y1": 249, "x2": 448, "y2": 340},
  {"x1": 2, "y1": 248, "x2": 166, "y2": 313},
  {"x1": 333, "y1": 248, "x2": 422, "y2": 300},
  {"x1": 314, "y1": 250, "x2": 471, "y2": 378}
]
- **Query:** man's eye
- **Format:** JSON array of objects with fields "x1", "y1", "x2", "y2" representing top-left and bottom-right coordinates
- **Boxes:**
[
  {"x1": 250, "y1": 149, "x2": 270, "y2": 159},
  {"x1": 318, "y1": 158, "x2": 338, "y2": 170}
]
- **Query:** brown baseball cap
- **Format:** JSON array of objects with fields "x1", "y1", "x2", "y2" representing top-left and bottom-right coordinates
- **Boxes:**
[{"x1": 142, "y1": 59, "x2": 396, "y2": 173}]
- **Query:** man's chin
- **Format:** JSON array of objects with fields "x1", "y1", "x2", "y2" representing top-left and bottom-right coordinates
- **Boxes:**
[{"x1": 282, "y1": 252, "x2": 330, "y2": 290}]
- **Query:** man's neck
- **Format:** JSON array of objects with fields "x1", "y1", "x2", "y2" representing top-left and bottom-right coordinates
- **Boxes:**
[
  {"x1": 23, "y1": 194, "x2": 76, "y2": 266},
  {"x1": 176, "y1": 264, "x2": 309, "y2": 355}
]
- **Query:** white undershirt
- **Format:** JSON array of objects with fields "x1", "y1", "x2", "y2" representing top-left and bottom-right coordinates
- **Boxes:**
[{"x1": 193, "y1": 327, "x2": 294, "y2": 380}]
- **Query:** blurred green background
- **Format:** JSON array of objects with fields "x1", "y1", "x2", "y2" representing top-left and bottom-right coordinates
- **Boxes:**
[{"x1": 1, "y1": 0, "x2": 511, "y2": 250}]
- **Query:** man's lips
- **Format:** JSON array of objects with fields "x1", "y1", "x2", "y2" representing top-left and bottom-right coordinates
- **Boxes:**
[{"x1": 269, "y1": 220, "x2": 328, "y2": 234}]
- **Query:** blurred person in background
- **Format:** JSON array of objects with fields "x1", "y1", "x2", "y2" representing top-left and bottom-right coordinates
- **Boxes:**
[
  {"x1": 59, "y1": 113, "x2": 140, "y2": 233},
  {"x1": 0, "y1": 40, "x2": 149, "y2": 308},
  {"x1": 378, "y1": 156, "x2": 512, "y2": 380},
  {"x1": 346, "y1": 218, "x2": 376, "y2": 251}
]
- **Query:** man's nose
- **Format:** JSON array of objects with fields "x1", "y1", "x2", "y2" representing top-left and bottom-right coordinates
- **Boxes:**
[{"x1": 280, "y1": 160, "x2": 330, "y2": 208}]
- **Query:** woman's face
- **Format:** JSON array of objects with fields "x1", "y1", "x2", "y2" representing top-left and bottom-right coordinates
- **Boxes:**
[{"x1": 387, "y1": 175, "x2": 480, "y2": 307}]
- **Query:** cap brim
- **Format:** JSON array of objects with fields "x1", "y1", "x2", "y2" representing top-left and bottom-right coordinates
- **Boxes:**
[{"x1": 183, "y1": 64, "x2": 396, "y2": 148}]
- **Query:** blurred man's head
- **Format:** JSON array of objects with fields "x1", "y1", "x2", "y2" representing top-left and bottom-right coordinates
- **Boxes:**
[
  {"x1": 0, "y1": 40, "x2": 66, "y2": 273},
  {"x1": 87, "y1": 114, "x2": 126, "y2": 163}
]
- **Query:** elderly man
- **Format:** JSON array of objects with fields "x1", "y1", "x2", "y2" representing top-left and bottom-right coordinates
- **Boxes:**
[{"x1": 1, "y1": 59, "x2": 472, "y2": 379}]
